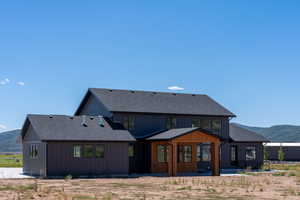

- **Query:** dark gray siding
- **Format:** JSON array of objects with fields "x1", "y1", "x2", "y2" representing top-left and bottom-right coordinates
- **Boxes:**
[
  {"x1": 78, "y1": 94, "x2": 112, "y2": 117},
  {"x1": 22, "y1": 125, "x2": 47, "y2": 177},
  {"x1": 265, "y1": 146, "x2": 300, "y2": 161},
  {"x1": 225, "y1": 142, "x2": 264, "y2": 169},
  {"x1": 113, "y1": 112, "x2": 229, "y2": 139},
  {"x1": 46, "y1": 142, "x2": 129, "y2": 176}
]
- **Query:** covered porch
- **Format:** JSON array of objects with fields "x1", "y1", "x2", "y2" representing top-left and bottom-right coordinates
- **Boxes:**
[{"x1": 147, "y1": 128, "x2": 220, "y2": 176}]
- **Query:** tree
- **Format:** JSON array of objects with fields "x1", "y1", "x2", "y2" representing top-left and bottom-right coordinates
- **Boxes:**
[
  {"x1": 278, "y1": 147, "x2": 285, "y2": 162},
  {"x1": 264, "y1": 146, "x2": 269, "y2": 161}
]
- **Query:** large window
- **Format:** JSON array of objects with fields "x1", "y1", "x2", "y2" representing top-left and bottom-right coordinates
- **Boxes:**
[
  {"x1": 157, "y1": 145, "x2": 168, "y2": 163},
  {"x1": 246, "y1": 146, "x2": 256, "y2": 161},
  {"x1": 83, "y1": 145, "x2": 94, "y2": 158},
  {"x1": 123, "y1": 116, "x2": 135, "y2": 130},
  {"x1": 29, "y1": 144, "x2": 38, "y2": 159},
  {"x1": 73, "y1": 145, "x2": 81, "y2": 158},
  {"x1": 95, "y1": 145, "x2": 105, "y2": 158},
  {"x1": 166, "y1": 117, "x2": 177, "y2": 129},
  {"x1": 192, "y1": 119, "x2": 201, "y2": 128},
  {"x1": 178, "y1": 145, "x2": 192, "y2": 163}
]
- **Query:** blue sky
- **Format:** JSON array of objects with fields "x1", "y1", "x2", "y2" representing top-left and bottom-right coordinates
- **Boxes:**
[{"x1": 1, "y1": 1, "x2": 300, "y2": 131}]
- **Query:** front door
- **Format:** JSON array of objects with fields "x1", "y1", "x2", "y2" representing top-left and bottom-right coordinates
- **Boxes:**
[{"x1": 197, "y1": 143, "x2": 212, "y2": 172}]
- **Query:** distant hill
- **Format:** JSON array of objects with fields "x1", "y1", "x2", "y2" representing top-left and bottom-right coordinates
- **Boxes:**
[
  {"x1": 234, "y1": 123, "x2": 300, "y2": 142},
  {"x1": 0, "y1": 130, "x2": 22, "y2": 153}
]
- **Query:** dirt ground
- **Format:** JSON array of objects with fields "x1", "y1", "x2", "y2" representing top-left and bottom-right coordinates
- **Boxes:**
[{"x1": 0, "y1": 173, "x2": 300, "y2": 200}]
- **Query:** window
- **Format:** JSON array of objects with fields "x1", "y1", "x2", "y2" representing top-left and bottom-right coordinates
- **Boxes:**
[
  {"x1": 178, "y1": 145, "x2": 192, "y2": 163},
  {"x1": 246, "y1": 146, "x2": 256, "y2": 161},
  {"x1": 201, "y1": 119, "x2": 211, "y2": 130},
  {"x1": 211, "y1": 120, "x2": 221, "y2": 134},
  {"x1": 95, "y1": 145, "x2": 105, "y2": 158},
  {"x1": 197, "y1": 145, "x2": 201, "y2": 162},
  {"x1": 83, "y1": 145, "x2": 94, "y2": 158},
  {"x1": 231, "y1": 146, "x2": 237, "y2": 162},
  {"x1": 123, "y1": 116, "x2": 135, "y2": 130},
  {"x1": 201, "y1": 144, "x2": 211, "y2": 162},
  {"x1": 29, "y1": 144, "x2": 38, "y2": 159},
  {"x1": 128, "y1": 144, "x2": 134, "y2": 157},
  {"x1": 73, "y1": 145, "x2": 81, "y2": 158},
  {"x1": 157, "y1": 145, "x2": 168, "y2": 163},
  {"x1": 166, "y1": 117, "x2": 176, "y2": 129},
  {"x1": 192, "y1": 119, "x2": 201, "y2": 128}
]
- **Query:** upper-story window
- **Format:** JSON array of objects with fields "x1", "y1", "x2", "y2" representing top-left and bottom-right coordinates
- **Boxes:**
[
  {"x1": 211, "y1": 120, "x2": 222, "y2": 134},
  {"x1": 192, "y1": 119, "x2": 222, "y2": 134},
  {"x1": 192, "y1": 119, "x2": 201, "y2": 128},
  {"x1": 123, "y1": 116, "x2": 135, "y2": 130},
  {"x1": 166, "y1": 117, "x2": 176, "y2": 129}
]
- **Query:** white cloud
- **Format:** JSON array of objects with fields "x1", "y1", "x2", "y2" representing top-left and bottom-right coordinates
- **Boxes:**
[
  {"x1": 168, "y1": 86, "x2": 185, "y2": 91},
  {"x1": 0, "y1": 124, "x2": 7, "y2": 131},
  {"x1": 0, "y1": 78, "x2": 10, "y2": 85},
  {"x1": 17, "y1": 81, "x2": 25, "y2": 86}
]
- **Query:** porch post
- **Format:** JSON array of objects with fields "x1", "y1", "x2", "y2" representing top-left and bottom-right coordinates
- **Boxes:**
[
  {"x1": 172, "y1": 142, "x2": 177, "y2": 176},
  {"x1": 168, "y1": 143, "x2": 173, "y2": 176},
  {"x1": 212, "y1": 142, "x2": 220, "y2": 176}
]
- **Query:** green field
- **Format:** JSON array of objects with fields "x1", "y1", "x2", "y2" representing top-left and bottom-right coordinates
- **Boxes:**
[{"x1": 0, "y1": 154, "x2": 23, "y2": 167}]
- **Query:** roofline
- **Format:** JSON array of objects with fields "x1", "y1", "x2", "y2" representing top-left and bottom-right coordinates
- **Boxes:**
[
  {"x1": 74, "y1": 90, "x2": 91, "y2": 116},
  {"x1": 42, "y1": 139, "x2": 136, "y2": 142},
  {"x1": 111, "y1": 111, "x2": 236, "y2": 118},
  {"x1": 146, "y1": 127, "x2": 220, "y2": 141}
]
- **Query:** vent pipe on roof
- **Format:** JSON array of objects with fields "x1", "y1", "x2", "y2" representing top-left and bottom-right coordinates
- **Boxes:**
[
  {"x1": 81, "y1": 116, "x2": 88, "y2": 127},
  {"x1": 98, "y1": 116, "x2": 105, "y2": 127}
]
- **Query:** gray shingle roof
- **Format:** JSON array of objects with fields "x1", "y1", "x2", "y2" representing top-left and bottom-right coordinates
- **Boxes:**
[
  {"x1": 84, "y1": 88, "x2": 236, "y2": 117},
  {"x1": 230, "y1": 124, "x2": 269, "y2": 142},
  {"x1": 146, "y1": 127, "x2": 219, "y2": 140},
  {"x1": 24, "y1": 115, "x2": 135, "y2": 142}
]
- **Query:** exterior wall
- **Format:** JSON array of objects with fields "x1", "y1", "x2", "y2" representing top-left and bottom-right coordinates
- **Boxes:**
[
  {"x1": 113, "y1": 112, "x2": 229, "y2": 139},
  {"x1": 226, "y1": 142, "x2": 264, "y2": 169},
  {"x1": 22, "y1": 124, "x2": 47, "y2": 177},
  {"x1": 77, "y1": 93, "x2": 112, "y2": 117},
  {"x1": 265, "y1": 146, "x2": 300, "y2": 161},
  {"x1": 46, "y1": 142, "x2": 129, "y2": 176}
]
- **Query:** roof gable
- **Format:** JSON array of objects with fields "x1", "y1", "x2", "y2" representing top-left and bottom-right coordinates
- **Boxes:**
[{"x1": 80, "y1": 88, "x2": 235, "y2": 117}]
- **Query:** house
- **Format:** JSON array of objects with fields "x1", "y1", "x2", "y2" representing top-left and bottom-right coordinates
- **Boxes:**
[
  {"x1": 22, "y1": 88, "x2": 269, "y2": 177},
  {"x1": 264, "y1": 143, "x2": 300, "y2": 161}
]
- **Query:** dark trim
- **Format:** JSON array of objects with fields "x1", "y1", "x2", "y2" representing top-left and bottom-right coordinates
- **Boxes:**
[
  {"x1": 43, "y1": 140, "x2": 135, "y2": 143},
  {"x1": 112, "y1": 111, "x2": 236, "y2": 118}
]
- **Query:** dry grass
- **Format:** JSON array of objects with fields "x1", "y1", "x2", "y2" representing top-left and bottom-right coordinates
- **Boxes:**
[{"x1": 0, "y1": 174, "x2": 299, "y2": 200}]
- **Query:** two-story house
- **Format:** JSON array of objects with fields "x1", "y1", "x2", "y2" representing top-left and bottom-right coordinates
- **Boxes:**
[{"x1": 21, "y1": 88, "x2": 269, "y2": 177}]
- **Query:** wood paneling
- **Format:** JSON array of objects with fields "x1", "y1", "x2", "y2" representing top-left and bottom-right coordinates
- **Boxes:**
[{"x1": 150, "y1": 130, "x2": 221, "y2": 176}]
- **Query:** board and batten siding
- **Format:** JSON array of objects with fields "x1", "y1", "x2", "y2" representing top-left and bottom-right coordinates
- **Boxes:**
[
  {"x1": 22, "y1": 124, "x2": 47, "y2": 177},
  {"x1": 113, "y1": 112, "x2": 229, "y2": 139},
  {"x1": 265, "y1": 146, "x2": 300, "y2": 161},
  {"x1": 46, "y1": 142, "x2": 130, "y2": 176}
]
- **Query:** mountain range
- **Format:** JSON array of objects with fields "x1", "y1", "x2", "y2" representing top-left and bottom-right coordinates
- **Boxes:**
[
  {"x1": 0, "y1": 124, "x2": 300, "y2": 153},
  {"x1": 233, "y1": 123, "x2": 300, "y2": 142}
]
